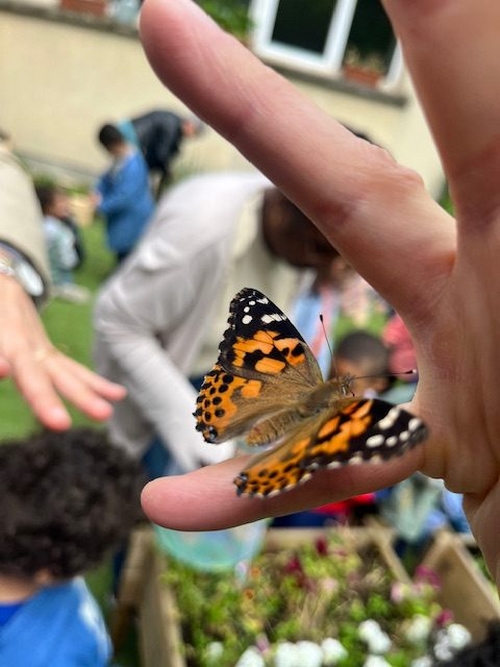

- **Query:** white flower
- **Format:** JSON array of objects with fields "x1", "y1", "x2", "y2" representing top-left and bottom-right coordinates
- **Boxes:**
[
  {"x1": 205, "y1": 641, "x2": 224, "y2": 662},
  {"x1": 296, "y1": 641, "x2": 323, "y2": 667},
  {"x1": 274, "y1": 642, "x2": 301, "y2": 667},
  {"x1": 411, "y1": 657, "x2": 433, "y2": 667},
  {"x1": 433, "y1": 629, "x2": 454, "y2": 662},
  {"x1": 363, "y1": 656, "x2": 391, "y2": 667},
  {"x1": 406, "y1": 614, "x2": 432, "y2": 644},
  {"x1": 321, "y1": 638, "x2": 348, "y2": 665},
  {"x1": 446, "y1": 623, "x2": 471, "y2": 650},
  {"x1": 359, "y1": 620, "x2": 392, "y2": 654},
  {"x1": 235, "y1": 646, "x2": 266, "y2": 667}
]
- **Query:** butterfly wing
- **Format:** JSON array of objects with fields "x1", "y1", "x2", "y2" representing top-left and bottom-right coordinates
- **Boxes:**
[
  {"x1": 234, "y1": 397, "x2": 428, "y2": 496},
  {"x1": 194, "y1": 287, "x2": 323, "y2": 443}
]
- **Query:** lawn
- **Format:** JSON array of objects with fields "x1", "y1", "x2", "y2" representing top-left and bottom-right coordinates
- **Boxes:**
[{"x1": 0, "y1": 216, "x2": 141, "y2": 666}]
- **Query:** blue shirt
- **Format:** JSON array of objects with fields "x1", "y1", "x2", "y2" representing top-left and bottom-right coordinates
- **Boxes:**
[
  {"x1": 96, "y1": 149, "x2": 154, "y2": 255},
  {"x1": 0, "y1": 578, "x2": 112, "y2": 666}
]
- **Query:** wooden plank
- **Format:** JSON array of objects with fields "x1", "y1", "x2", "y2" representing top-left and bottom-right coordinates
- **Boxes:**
[{"x1": 422, "y1": 530, "x2": 500, "y2": 641}]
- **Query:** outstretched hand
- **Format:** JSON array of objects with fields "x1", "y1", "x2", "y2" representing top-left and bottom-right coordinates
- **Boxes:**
[
  {"x1": 139, "y1": 0, "x2": 500, "y2": 586},
  {"x1": 0, "y1": 276, "x2": 126, "y2": 430}
]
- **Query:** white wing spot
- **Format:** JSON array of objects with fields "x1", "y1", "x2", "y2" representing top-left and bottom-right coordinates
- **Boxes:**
[
  {"x1": 409, "y1": 418, "x2": 422, "y2": 432},
  {"x1": 366, "y1": 434, "x2": 385, "y2": 448},
  {"x1": 261, "y1": 313, "x2": 285, "y2": 324},
  {"x1": 242, "y1": 314, "x2": 253, "y2": 325},
  {"x1": 386, "y1": 435, "x2": 399, "y2": 448},
  {"x1": 378, "y1": 407, "x2": 401, "y2": 431}
]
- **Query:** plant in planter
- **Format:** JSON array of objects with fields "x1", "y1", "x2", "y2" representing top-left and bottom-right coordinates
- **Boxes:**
[
  {"x1": 163, "y1": 529, "x2": 471, "y2": 667},
  {"x1": 342, "y1": 48, "x2": 386, "y2": 87}
]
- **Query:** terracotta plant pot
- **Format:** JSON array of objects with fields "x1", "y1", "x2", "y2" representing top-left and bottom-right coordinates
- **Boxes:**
[{"x1": 60, "y1": 0, "x2": 107, "y2": 17}]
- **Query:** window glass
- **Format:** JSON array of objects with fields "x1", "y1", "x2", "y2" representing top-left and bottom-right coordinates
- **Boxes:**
[
  {"x1": 271, "y1": 0, "x2": 338, "y2": 54},
  {"x1": 343, "y1": 0, "x2": 395, "y2": 75}
]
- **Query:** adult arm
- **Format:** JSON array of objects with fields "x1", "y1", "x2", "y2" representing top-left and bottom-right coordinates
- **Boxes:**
[
  {"x1": 0, "y1": 150, "x2": 125, "y2": 428},
  {"x1": 139, "y1": 0, "x2": 500, "y2": 587}
]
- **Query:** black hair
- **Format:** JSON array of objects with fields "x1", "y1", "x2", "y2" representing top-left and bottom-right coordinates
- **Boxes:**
[
  {"x1": 0, "y1": 427, "x2": 146, "y2": 579},
  {"x1": 335, "y1": 330, "x2": 390, "y2": 377},
  {"x1": 97, "y1": 123, "x2": 125, "y2": 149}
]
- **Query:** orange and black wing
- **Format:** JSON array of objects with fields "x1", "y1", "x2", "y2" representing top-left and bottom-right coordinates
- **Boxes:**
[
  {"x1": 194, "y1": 288, "x2": 323, "y2": 443},
  {"x1": 234, "y1": 397, "x2": 428, "y2": 496}
]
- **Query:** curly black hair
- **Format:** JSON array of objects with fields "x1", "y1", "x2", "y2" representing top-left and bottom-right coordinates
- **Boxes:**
[{"x1": 0, "y1": 427, "x2": 146, "y2": 580}]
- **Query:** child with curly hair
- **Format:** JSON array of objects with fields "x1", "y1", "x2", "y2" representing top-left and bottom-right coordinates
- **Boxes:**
[{"x1": 0, "y1": 427, "x2": 145, "y2": 666}]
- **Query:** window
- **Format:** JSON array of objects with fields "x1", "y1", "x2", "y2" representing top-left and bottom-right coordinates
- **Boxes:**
[{"x1": 250, "y1": 0, "x2": 402, "y2": 89}]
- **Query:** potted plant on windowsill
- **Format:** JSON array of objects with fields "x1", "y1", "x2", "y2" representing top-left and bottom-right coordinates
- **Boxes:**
[
  {"x1": 59, "y1": 0, "x2": 107, "y2": 18},
  {"x1": 342, "y1": 48, "x2": 386, "y2": 88}
]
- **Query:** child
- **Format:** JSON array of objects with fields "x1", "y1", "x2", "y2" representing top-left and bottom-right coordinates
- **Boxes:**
[
  {"x1": 35, "y1": 183, "x2": 90, "y2": 303},
  {"x1": 333, "y1": 329, "x2": 392, "y2": 397},
  {"x1": 94, "y1": 124, "x2": 155, "y2": 264},
  {"x1": 0, "y1": 427, "x2": 145, "y2": 666}
]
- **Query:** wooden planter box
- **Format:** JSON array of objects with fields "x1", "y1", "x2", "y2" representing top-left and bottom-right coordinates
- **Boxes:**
[
  {"x1": 421, "y1": 530, "x2": 500, "y2": 641},
  {"x1": 113, "y1": 525, "x2": 410, "y2": 667},
  {"x1": 113, "y1": 526, "x2": 500, "y2": 664}
]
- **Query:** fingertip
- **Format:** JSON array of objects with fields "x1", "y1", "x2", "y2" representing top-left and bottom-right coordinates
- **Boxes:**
[
  {"x1": 140, "y1": 477, "x2": 166, "y2": 523},
  {"x1": 40, "y1": 406, "x2": 72, "y2": 431}
]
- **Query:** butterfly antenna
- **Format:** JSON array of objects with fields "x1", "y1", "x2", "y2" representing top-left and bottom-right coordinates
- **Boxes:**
[
  {"x1": 319, "y1": 313, "x2": 336, "y2": 375},
  {"x1": 356, "y1": 369, "x2": 418, "y2": 382}
]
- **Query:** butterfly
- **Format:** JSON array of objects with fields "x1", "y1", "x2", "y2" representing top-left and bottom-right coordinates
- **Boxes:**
[{"x1": 194, "y1": 287, "x2": 428, "y2": 497}]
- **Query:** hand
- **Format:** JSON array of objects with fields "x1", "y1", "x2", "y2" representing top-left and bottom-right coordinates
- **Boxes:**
[
  {"x1": 139, "y1": 0, "x2": 500, "y2": 585},
  {"x1": 0, "y1": 275, "x2": 126, "y2": 430},
  {"x1": 89, "y1": 192, "x2": 102, "y2": 209}
]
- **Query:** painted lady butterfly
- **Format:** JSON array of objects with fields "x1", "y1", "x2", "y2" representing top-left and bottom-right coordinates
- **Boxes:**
[{"x1": 194, "y1": 287, "x2": 428, "y2": 497}]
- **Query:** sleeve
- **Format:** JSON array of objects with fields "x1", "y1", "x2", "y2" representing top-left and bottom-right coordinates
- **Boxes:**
[{"x1": 0, "y1": 151, "x2": 51, "y2": 299}]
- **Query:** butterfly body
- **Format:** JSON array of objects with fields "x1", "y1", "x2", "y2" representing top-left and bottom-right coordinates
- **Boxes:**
[{"x1": 194, "y1": 287, "x2": 428, "y2": 497}]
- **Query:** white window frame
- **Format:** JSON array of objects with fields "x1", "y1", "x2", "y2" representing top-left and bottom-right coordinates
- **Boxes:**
[{"x1": 250, "y1": 0, "x2": 402, "y2": 89}]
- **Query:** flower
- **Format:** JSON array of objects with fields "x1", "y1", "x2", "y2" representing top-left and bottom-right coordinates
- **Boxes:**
[
  {"x1": 296, "y1": 641, "x2": 324, "y2": 667},
  {"x1": 363, "y1": 656, "x2": 391, "y2": 667},
  {"x1": 431, "y1": 623, "x2": 472, "y2": 662},
  {"x1": 205, "y1": 641, "x2": 224, "y2": 662},
  {"x1": 406, "y1": 615, "x2": 432, "y2": 644},
  {"x1": 359, "y1": 620, "x2": 392, "y2": 654},
  {"x1": 446, "y1": 623, "x2": 471, "y2": 651},
  {"x1": 235, "y1": 647, "x2": 265, "y2": 667},
  {"x1": 411, "y1": 658, "x2": 433, "y2": 667},
  {"x1": 274, "y1": 642, "x2": 300, "y2": 667},
  {"x1": 321, "y1": 638, "x2": 348, "y2": 665}
]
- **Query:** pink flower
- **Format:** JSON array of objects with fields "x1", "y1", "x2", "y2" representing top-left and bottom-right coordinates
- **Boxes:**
[{"x1": 414, "y1": 565, "x2": 442, "y2": 590}]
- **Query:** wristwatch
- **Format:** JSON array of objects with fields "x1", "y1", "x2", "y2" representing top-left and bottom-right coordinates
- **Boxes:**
[{"x1": 0, "y1": 243, "x2": 45, "y2": 304}]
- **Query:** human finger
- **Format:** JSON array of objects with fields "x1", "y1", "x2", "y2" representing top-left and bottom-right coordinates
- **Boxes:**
[
  {"x1": 382, "y1": 0, "x2": 500, "y2": 224},
  {"x1": 141, "y1": 447, "x2": 423, "y2": 531},
  {"x1": 12, "y1": 349, "x2": 125, "y2": 428},
  {"x1": 139, "y1": 0, "x2": 455, "y2": 314}
]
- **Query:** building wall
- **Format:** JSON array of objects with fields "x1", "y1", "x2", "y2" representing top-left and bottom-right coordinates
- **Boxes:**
[{"x1": 0, "y1": 4, "x2": 444, "y2": 196}]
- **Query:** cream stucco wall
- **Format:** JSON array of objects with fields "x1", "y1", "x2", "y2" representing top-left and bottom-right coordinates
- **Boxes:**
[{"x1": 0, "y1": 5, "x2": 444, "y2": 197}]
